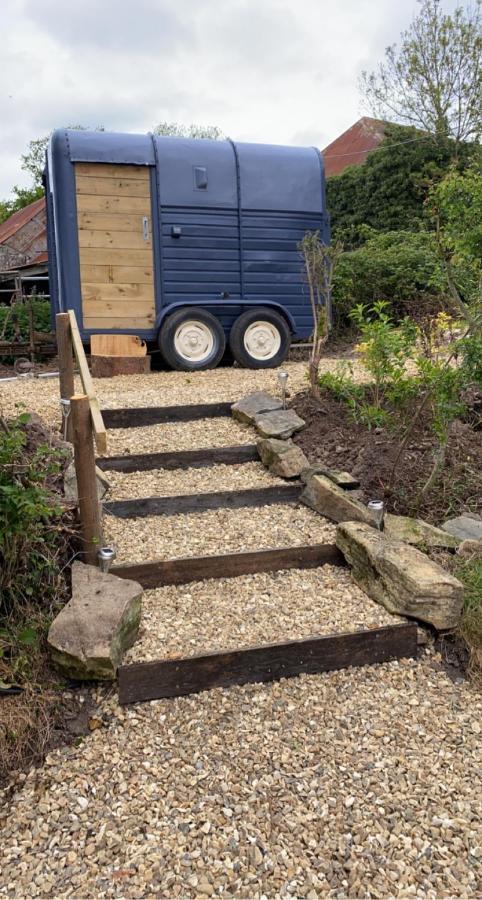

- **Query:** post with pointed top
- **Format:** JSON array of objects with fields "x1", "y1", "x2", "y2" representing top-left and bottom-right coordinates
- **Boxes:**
[{"x1": 71, "y1": 394, "x2": 102, "y2": 565}]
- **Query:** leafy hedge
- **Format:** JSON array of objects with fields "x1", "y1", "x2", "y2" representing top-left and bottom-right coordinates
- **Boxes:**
[{"x1": 0, "y1": 298, "x2": 52, "y2": 343}]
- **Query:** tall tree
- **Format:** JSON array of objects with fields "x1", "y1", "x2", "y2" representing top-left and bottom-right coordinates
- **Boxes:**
[
  {"x1": 153, "y1": 122, "x2": 224, "y2": 140},
  {"x1": 360, "y1": 0, "x2": 482, "y2": 143}
]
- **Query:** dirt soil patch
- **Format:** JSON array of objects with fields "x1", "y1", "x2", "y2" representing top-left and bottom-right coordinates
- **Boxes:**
[{"x1": 292, "y1": 391, "x2": 481, "y2": 525}]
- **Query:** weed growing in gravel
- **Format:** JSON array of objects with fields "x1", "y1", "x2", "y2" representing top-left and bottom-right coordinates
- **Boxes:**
[{"x1": 456, "y1": 553, "x2": 482, "y2": 680}]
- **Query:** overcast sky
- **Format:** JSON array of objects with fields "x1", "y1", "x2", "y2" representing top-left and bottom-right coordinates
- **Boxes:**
[{"x1": 1, "y1": 0, "x2": 459, "y2": 198}]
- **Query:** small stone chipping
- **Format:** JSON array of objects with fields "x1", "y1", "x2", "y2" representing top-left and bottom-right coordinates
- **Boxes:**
[
  {"x1": 104, "y1": 503, "x2": 336, "y2": 563},
  {"x1": 125, "y1": 566, "x2": 403, "y2": 663},
  {"x1": 1, "y1": 361, "x2": 480, "y2": 899},
  {"x1": 106, "y1": 462, "x2": 282, "y2": 500}
]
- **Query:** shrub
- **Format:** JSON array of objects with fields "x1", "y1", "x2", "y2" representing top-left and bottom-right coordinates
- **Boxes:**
[
  {"x1": 0, "y1": 298, "x2": 52, "y2": 343},
  {"x1": 332, "y1": 230, "x2": 449, "y2": 326}
]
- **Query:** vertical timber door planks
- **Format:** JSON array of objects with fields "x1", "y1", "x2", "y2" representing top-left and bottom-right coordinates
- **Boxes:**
[{"x1": 75, "y1": 163, "x2": 156, "y2": 331}]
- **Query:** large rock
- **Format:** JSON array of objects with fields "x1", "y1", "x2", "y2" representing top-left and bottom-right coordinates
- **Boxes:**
[
  {"x1": 48, "y1": 562, "x2": 142, "y2": 680},
  {"x1": 257, "y1": 438, "x2": 309, "y2": 478},
  {"x1": 336, "y1": 521, "x2": 464, "y2": 630},
  {"x1": 300, "y1": 464, "x2": 360, "y2": 490},
  {"x1": 300, "y1": 474, "x2": 376, "y2": 525},
  {"x1": 64, "y1": 460, "x2": 110, "y2": 504},
  {"x1": 384, "y1": 514, "x2": 460, "y2": 549},
  {"x1": 442, "y1": 515, "x2": 482, "y2": 542},
  {"x1": 254, "y1": 408, "x2": 305, "y2": 439},
  {"x1": 231, "y1": 391, "x2": 282, "y2": 424}
]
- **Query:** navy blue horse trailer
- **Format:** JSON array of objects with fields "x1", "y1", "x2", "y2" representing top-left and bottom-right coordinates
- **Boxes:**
[{"x1": 46, "y1": 130, "x2": 329, "y2": 370}]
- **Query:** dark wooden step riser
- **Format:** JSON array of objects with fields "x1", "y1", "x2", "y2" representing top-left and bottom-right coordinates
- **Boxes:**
[
  {"x1": 97, "y1": 444, "x2": 258, "y2": 473},
  {"x1": 104, "y1": 484, "x2": 302, "y2": 519},
  {"x1": 102, "y1": 402, "x2": 232, "y2": 429},
  {"x1": 118, "y1": 624, "x2": 418, "y2": 704},
  {"x1": 111, "y1": 543, "x2": 345, "y2": 588}
]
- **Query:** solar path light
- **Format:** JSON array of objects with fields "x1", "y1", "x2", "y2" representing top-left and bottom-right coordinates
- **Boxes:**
[{"x1": 277, "y1": 371, "x2": 289, "y2": 409}]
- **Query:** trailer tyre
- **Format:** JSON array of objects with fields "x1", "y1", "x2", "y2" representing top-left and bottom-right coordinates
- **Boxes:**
[
  {"x1": 158, "y1": 308, "x2": 226, "y2": 371},
  {"x1": 229, "y1": 308, "x2": 291, "y2": 369}
]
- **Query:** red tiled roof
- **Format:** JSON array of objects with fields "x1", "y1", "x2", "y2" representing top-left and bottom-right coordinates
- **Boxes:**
[
  {"x1": 323, "y1": 117, "x2": 386, "y2": 177},
  {"x1": 0, "y1": 196, "x2": 46, "y2": 244}
]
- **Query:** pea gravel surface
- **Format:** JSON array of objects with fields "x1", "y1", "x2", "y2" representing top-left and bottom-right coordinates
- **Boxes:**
[
  {"x1": 106, "y1": 462, "x2": 283, "y2": 501},
  {"x1": 2, "y1": 361, "x2": 481, "y2": 899},
  {"x1": 104, "y1": 417, "x2": 252, "y2": 457},
  {"x1": 124, "y1": 566, "x2": 404, "y2": 663},
  {"x1": 1, "y1": 657, "x2": 481, "y2": 898},
  {"x1": 104, "y1": 503, "x2": 336, "y2": 563}
]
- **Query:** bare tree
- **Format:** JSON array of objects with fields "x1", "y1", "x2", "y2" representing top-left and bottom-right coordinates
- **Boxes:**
[
  {"x1": 299, "y1": 232, "x2": 343, "y2": 398},
  {"x1": 360, "y1": 0, "x2": 482, "y2": 143},
  {"x1": 152, "y1": 122, "x2": 224, "y2": 140}
]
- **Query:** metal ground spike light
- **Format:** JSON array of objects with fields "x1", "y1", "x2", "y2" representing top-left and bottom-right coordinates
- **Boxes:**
[
  {"x1": 277, "y1": 371, "x2": 289, "y2": 409},
  {"x1": 98, "y1": 547, "x2": 117, "y2": 574}
]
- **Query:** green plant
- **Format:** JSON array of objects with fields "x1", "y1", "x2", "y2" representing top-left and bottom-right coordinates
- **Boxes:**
[
  {"x1": 0, "y1": 298, "x2": 52, "y2": 342},
  {"x1": 0, "y1": 412, "x2": 67, "y2": 620},
  {"x1": 456, "y1": 553, "x2": 482, "y2": 678},
  {"x1": 350, "y1": 300, "x2": 418, "y2": 408}
]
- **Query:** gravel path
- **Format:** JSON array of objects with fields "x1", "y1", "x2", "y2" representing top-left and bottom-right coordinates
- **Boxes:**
[
  {"x1": 106, "y1": 462, "x2": 283, "y2": 501},
  {"x1": 104, "y1": 504, "x2": 336, "y2": 563},
  {"x1": 104, "y1": 418, "x2": 252, "y2": 456},
  {"x1": 125, "y1": 566, "x2": 403, "y2": 662},
  {"x1": 1, "y1": 658, "x2": 480, "y2": 898},
  {"x1": 2, "y1": 362, "x2": 481, "y2": 899}
]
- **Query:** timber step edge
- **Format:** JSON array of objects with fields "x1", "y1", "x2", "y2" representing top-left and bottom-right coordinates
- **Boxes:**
[
  {"x1": 111, "y1": 542, "x2": 345, "y2": 588},
  {"x1": 97, "y1": 444, "x2": 259, "y2": 472},
  {"x1": 118, "y1": 623, "x2": 418, "y2": 704},
  {"x1": 102, "y1": 401, "x2": 233, "y2": 429},
  {"x1": 104, "y1": 484, "x2": 302, "y2": 518}
]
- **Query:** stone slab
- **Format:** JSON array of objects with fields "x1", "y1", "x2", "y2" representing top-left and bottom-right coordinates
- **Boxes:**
[
  {"x1": 384, "y1": 514, "x2": 460, "y2": 549},
  {"x1": 301, "y1": 474, "x2": 376, "y2": 525},
  {"x1": 254, "y1": 408, "x2": 305, "y2": 440},
  {"x1": 48, "y1": 561, "x2": 142, "y2": 680},
  {"x1": 442, "y1": 515, "x2": 482, "y2": 542},
  {"x1": 256, "y1": 438, "x2": 309, "y2": 478},
  {"x1": 336, "y1": 521, "x2": 464, "y2": 630},
  {"x1": 231, "y1": 391, "x2": 282, "y2": 424}
]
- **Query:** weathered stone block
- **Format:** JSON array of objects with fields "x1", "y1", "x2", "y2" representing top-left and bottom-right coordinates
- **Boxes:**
[
  {"x1": 336, "y1": 521, "x2": 464, "y2": 630},
  {"x1": 300, "y1": 465, "x2": 360, "y2": 490},
  {"x1": 48, "y1": 562, "x2": 142, "y2": 680},
  {"x1": 384, "y1": 514, "x2": 460, "y2": 549},
  {"x1": 231, "y1": 391, "x2": 282, "y2": 424},
  {"x1": 257, "y1": 438, "x2": 309, "y2": 478},
  {"x1": 254, "y1": 408, "x2": 305, "y2": 439},
  {"x1": 300, "y1": 474, "x2": 376, "y2": 525},
  {"x1": 64, "y1": 461, "x2": 110, "y2": 504},
  {"x1": 442, "y1": 515, "x2": 482, "y2": 542}
]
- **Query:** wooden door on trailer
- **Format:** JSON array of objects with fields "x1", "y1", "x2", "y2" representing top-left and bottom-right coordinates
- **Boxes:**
[{"x1": 75, "y1": 163, "x2": 156, "y2": 330}]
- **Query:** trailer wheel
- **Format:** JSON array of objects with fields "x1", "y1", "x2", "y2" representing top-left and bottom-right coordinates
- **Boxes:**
[
  {"x1": 158, "y1": 308, "x2": 226, "y2": 371},
  {"x1": 229, "y1": 308, "x2": 291, "y2": 368}
]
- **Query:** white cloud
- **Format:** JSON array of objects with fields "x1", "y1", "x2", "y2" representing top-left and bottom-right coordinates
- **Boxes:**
[{"x1": 0, "y1": 0, "x2": 461, "y2": 197}]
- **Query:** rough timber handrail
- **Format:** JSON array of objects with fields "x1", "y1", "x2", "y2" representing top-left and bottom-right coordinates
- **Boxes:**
[{"x1": 67, "y1": 310, "x2": 107, "y2": 454}]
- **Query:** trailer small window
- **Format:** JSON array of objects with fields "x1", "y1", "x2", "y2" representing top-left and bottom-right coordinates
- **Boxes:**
[{"x1": 193, "y1": 166, "x2": 208, "y2": 190}]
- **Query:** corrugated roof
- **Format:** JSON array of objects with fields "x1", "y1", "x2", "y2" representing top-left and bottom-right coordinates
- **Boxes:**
[
  {"x1": 323, "y1": 117, "x2": 386, "y2": 177},
  {"x1": 0, "y1": 196, "x2": 46, "y2": 244}
]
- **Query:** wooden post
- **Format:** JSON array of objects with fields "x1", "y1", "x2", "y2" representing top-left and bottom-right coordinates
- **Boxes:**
[
  {"x1": 56, "y1": 312, "x2": 75, "y2": 441},
  {"x1": 71, "y1": 394, "x2": 102, "y2": 566}
]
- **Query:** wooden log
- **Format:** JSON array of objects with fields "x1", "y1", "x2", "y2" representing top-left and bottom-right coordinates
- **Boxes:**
[
  {"x1": 56, "y1": 313, "x2": 75, "y2": 441},
  {"x1": 118, "y1": 623, "x2": 418, "y2": 704},
  {"x1": 71, "y1": 394, "x2": 103, "y2": 565},
  {"x1": 104, "y1": 484, "x2": 302, "y2": 519},
  {"x1": 111, "y1": 543, "x2": 345, "y2": 588},
  {"x1": 102, "y1": 402, "x2": 232, "y2": 428},
  {"x1": 90, "y1": 355, "x2": 151, "y2": 378},
  {"x1": 97, "y1": 444, "x2": 259, "y2": 473}
]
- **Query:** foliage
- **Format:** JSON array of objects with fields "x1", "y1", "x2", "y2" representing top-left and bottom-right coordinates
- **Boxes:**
[
  {"x1": 456, "y1": 552, "x2": 482, "y2": 675},
  {"x1": 21, "y1": 125, "x2": 105, "y2": 188},
  {"x1": 360, "y1": 0, "x2": 482, "y2": 143},
  {"x1": 332, "y1": 229, "x2": 450, "y2": 324},
  {"x1": 299, "y1": 231, "x2": 343, "y2": 397},
  {"x1": 0, "y1": 412, "x2": 66, "y2": 622},
  {"x1": 0, "y1": 298, "x2": 52, "y2": 342},
  {"x1": 152, "y1": 122, "x2": 224, "y2": 140},
  {"x1": 327, "y1": 124, "x2": 476, "y2": 247},
  {"x1": 351, "y1": 300, "x2": 418, "y2": 408}
]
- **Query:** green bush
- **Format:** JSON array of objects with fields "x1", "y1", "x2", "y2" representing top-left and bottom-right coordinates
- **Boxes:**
[
  {"x1": 332, "y1": 230, "x2": 450, "y2": 325},
  {"x1": 0, "y1": 298, "x2": 52, "y2": 343}
]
